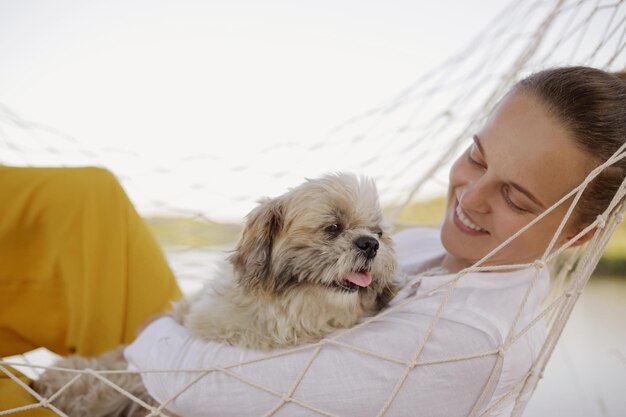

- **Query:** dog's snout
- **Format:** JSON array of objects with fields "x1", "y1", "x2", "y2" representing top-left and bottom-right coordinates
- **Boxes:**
[{"x1": 354, "y1": 236, "x2": 379, "y2": 259}]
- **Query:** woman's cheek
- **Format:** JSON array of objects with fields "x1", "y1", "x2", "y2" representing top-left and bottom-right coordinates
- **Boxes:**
[{"x1": 495, "y1": 211, "x2": 525, "y2": 241}]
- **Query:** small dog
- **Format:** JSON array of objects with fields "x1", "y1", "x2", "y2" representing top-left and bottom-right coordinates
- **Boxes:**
[{"x1": 34, "y1": 173, "x2": 397, "y2": 416}]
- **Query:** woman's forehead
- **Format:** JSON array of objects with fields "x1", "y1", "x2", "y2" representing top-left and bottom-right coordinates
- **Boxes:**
[{"x1": 478, "y1": 91, "x2": 593, "y2": 205}]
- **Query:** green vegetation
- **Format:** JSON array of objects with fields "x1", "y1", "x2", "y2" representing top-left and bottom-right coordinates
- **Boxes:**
[
  {"x1": 145, "y1": 196, "x2": 625, "y2": 277},
  {"x1": 594, "y1": 222, "x2": 626, "y2": 276},
  {"x1": 145, "y1": 217, "x2": 241, "y2": 248},
  {"x1": 390, "y1": 196, "x2": 446, "y2": 226}
]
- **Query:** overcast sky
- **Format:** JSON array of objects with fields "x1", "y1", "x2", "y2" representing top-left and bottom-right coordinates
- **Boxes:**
[
  {"x1": 0, "y1": 0, "x2": 505, "y2": 152},
  {"x1": 1, "y1": 0, "x2": 619, "y2": 220}
]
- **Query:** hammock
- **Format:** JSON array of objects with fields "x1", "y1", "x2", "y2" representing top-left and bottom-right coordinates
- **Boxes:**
[{"x1": 1, "y1": 0, "x2": 625, "y2": 415}]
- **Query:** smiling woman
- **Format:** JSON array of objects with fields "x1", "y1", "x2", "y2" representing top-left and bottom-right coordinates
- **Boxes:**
[
  {"x1": 120, "y1": 67, "x2": 626, "y2": 417},
  {"x1": 0, "y1": 64, "x2": 625, "y2": 416},
  {"x1": 0, "y1": 0, "x2": 625, "y2": 413},
  {"x1": 441, "y1": 88, "x2": 597, "y2": 271},
  {"x1": 22, "y1": 66, "x2": 619, "y2": 417},
  {"x1": 441, "y1": 68, "x2": 626, "y2": 274}
]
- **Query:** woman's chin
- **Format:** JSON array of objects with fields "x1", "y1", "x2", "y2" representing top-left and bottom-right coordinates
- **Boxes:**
[{"x1": 440, "y1": 219, "x2": 494, "y2": 270}]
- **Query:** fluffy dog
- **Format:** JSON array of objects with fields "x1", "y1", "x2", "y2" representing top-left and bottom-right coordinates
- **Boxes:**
[{"x1": 34, "y1": 173, "x2": 397, "y2": 416}]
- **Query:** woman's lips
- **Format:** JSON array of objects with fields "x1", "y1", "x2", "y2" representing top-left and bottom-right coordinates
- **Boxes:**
[{"x1": 453, "y1": 201, "x2": 489, "y2": 236}]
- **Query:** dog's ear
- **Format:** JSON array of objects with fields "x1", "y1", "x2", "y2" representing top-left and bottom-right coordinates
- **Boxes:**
[{"x1": 230, "y1": 197, "x2": 285, "y2": 290}]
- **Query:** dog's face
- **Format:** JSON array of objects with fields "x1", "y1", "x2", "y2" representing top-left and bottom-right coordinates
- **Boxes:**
[{"x1": 229, "y1": 173, "x2": 396, "y2": 310}]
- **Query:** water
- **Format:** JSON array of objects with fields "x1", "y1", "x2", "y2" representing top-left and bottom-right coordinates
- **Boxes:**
[{"x1": 524, "y1": 278, "x2": 626, "y2": 417}]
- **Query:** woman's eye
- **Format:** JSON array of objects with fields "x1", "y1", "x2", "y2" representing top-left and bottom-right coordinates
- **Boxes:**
[
  {"x1": 468, "y1": 152, "x2": 486, "y2": 169},
  {"x1": 503, "y1": 189, "x2": 526, "y2": 213},
  {"x1": 325, "y1": 223, "x2": 343, "y2": 237}
]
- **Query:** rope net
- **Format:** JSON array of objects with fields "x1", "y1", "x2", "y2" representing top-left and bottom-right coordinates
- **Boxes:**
[{"x1": 1, "y1": 0, "x2": 625, "y2": 415}]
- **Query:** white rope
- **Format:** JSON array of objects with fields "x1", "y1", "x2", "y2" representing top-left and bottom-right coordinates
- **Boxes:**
[
  {"x1": 3, "y1": 128, "x2": 625, "y2": 417},
  {"x1": 0, "y1": 365, "x2": 69, "y2": 417},
  {"x1": 2, "y1": 0, "x2": 626, "y2": 416},
  {"x1": 376, "y1": 280, "x2": 460, "y2": 417}
]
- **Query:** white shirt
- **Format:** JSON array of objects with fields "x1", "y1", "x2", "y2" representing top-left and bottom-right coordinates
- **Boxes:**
[{"x1": 125, "y1": 227, "x2": 549, "y2": 417}]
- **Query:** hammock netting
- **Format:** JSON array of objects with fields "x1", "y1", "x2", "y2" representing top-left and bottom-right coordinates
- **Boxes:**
[{"x1": 1, "y1": 0, "x2": 625, "y2": 415}]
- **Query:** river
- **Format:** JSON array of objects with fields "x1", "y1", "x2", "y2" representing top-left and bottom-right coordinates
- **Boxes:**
[{"x1": 524, "y1": 277, "x2": 626, "y2": 417}]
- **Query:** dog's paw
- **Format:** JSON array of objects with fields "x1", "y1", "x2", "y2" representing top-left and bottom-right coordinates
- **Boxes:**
[{"x1": 33, "y1": 347, "x2": 155, "y2": 417}]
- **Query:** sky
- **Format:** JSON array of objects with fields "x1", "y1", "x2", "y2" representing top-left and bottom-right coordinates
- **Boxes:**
[
  {"x1": 0, "y1": 0, "x2": 513, "y2": 219},
  {"x1": 0, "y1": 0, "x2": 505, "y2": 146},
  {"x1": 0, "y1": 0, "x2": 622, "y2": 220}
]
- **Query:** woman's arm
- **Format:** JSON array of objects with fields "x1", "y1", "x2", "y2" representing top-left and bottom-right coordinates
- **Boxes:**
[
  {"x1": 126, "y1": 306, "x2": 500, "y2": 417},
  {"x1": 125, "y1": 227, "x2": 547, "y2": 417}
]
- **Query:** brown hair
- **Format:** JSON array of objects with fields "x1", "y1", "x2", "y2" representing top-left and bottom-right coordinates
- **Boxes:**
[{"x1": 513, "y1": 66, "x2": 626, "y2": 226}]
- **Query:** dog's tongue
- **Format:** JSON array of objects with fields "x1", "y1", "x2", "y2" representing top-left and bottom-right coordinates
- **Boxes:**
[{"x1": 344, "y1": 271, "x2": 372, "y2": 287}]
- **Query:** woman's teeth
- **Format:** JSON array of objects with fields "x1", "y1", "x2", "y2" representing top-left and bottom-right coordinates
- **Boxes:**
[{"x1": 456, "y1": 204, "x2": 486, "y2": 232}]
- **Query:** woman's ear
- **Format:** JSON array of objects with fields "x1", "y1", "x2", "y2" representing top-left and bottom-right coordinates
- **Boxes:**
[
  {"x1": 565, "y1": 227, "x2": 596, "y2": 247},
  {"x1": 229, "y1": 197, "x2": 285, "y2": 290}
]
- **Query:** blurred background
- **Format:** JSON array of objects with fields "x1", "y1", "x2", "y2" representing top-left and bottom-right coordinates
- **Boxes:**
[{"x1": 1, "y1": 0, "x2": 625, "y2": 415}]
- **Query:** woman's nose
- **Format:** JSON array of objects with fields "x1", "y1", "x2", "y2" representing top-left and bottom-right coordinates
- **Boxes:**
[{"x1": 459, "y1": 179, "x2": 491, "y2": 214}]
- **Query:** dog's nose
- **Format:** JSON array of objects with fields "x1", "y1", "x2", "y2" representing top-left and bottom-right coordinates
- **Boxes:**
[{"x1": 354, "y1": 236, "x2": 379, "y2": 259}]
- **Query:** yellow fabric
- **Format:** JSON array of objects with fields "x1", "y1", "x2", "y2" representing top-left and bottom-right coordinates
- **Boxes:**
[
  {"x1": 0, "y1": 166, "x2": 182, "y2": 413},
  {"x1": 0, "y1": 366, "x2": 55, "y2": 416}
]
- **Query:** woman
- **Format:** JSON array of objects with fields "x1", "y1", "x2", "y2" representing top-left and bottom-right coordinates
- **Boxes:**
[
  {"x1": 2, "y1": 66, "x2": 626, "y2": 416},
  {"x1": 122, "y1": 67, "x2": 625, "y2": 417}
]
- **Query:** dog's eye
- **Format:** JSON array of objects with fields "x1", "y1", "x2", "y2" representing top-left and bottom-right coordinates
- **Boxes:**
[
  {"x1": 374, "y1": 229, "x2": 383, "y2": 238},
  {"x1": 325, "y1": 223, "x2": 343, "y2": 237}
]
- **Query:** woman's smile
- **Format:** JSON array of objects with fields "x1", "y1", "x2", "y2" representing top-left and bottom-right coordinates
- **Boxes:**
[
  {"x1": 453, "y1": 200, "x2": 489, "y2": 235},
  {"x1": 439, "y1": 90, "x2": 593, "y2": 272}
]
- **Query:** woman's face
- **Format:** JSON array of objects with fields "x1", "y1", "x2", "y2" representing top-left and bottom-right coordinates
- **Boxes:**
[{"x1": 440, "y1": 91, "x2": 594, "y2": 271}]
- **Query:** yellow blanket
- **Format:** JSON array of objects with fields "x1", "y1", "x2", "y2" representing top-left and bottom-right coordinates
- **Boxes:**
[{"x1": 0, "y1": 166, "x2": 181, "y2": 414}]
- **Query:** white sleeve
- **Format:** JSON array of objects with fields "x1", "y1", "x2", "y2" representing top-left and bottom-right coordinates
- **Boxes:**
[{"x1": 125, "y1": 305, "x2": 500, "y2": 417}]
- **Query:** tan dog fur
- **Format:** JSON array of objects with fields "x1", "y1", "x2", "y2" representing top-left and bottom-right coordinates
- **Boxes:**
[{"x1": 34, "y1": 173, "x2": 397, "y2": 416}]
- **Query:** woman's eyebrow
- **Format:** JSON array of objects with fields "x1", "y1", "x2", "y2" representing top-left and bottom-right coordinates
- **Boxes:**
[
  {"x1": 473, "y1": 134, "x2": 546, "y2": 209},
  {"x1": 472, "y1": 134, "x2": 486, "y2": 156},
  {"x1": 510, "y1": 183, "x2": 546, "y2": 209}
]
